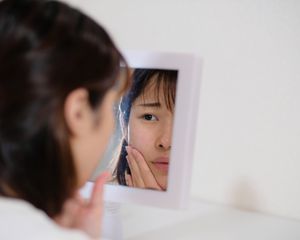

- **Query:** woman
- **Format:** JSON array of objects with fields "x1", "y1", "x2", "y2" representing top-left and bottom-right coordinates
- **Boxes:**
[
  {"x1": 113, "y1": 69, "x2": 177, "y2": 191},
  {"x1": 0, "y1": 0, "x2": 129, "y2": 239}
]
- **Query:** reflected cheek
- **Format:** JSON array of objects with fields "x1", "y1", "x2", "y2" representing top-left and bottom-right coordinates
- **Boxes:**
[
  {"x1": 128, "y1": 131, "x2": 147, "y2": 154},
  {"x1": 128, "y1": 124, "x2": 153, "y2": 164}
]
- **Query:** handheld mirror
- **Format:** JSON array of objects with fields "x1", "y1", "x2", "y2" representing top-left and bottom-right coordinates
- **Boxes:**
[{"x1": 81, "y1": 50, "x2": 202, "y2": 209}]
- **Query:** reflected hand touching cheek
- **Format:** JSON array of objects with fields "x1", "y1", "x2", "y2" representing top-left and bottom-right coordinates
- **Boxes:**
[
  {"x1": 127, "y1": 91, "x2": 174, "y2": 190},
  {"x1": 125, "y1": 146, "x2": 163, "y2": 190}
]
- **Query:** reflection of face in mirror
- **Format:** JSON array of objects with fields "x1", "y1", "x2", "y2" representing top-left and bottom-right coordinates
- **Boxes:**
[{"x1": 113, "y1": 69, "x2": 177, "y2": 191}]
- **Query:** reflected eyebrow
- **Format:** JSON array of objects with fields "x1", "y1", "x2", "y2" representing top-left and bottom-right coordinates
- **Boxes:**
[{"x1": 137, "y1": 102, "x2": 161, "y2": 108}]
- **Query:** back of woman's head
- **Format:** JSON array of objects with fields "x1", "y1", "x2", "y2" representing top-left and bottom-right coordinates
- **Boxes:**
[{"x1": 0, "y1": 0, "x2": 127, "y2": 217}]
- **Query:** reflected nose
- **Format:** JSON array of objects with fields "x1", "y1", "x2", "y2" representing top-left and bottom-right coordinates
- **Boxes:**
[{"x1": 156, "y1": 122, "x2": 172, "y2": 151}]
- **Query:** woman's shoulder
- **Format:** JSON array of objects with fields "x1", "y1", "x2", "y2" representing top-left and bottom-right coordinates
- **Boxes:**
[{"x1": 0, "y1": 196, "x2": 90, "y2": 240}]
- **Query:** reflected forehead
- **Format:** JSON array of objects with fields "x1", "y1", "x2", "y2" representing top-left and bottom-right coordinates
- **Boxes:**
[{"x1": 133, "y1": 75, "x2": 163, "y2": 105}]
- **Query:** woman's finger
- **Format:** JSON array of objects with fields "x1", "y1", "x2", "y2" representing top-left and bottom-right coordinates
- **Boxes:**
[
  {"x1": 131, "y1": 148, "x2": 162, "y2": 190},
  {"x1": 126, "y1": 154, "x2": 144, "y2": 187},
  {"x1": 54, "y1": 198, "x2": 80, "y2": 227},
  {"x1": 89, "y1": 171, "x2": 110, "y2": 209},
  {"x1": 126, "y1": 155, "x2": 137, "y2": 186},
  {"x1": 126, "y1": 147, "x2": 145, "y2": 188},
  {"x1": 125, "y1": 172, "x2": 133, "y2": 187}
]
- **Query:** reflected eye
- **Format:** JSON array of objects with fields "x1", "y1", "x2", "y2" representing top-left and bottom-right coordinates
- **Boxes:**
[{"x1": 143, "y1": 114, "x2": 158, "y2": 121}]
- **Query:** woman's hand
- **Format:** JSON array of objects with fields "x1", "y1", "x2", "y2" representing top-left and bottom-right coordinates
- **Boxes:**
[
  {"x1": 125, "y1": 146, "x2": 163, "y2": 190},
  {"x1": 54, "y1": 172, "x2": 110, "y2": 239}
]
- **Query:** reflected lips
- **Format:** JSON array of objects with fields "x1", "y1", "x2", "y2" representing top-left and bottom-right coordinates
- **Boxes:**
[{"x1": 152, "y1": 157, "x2": 169, "y2": 173}]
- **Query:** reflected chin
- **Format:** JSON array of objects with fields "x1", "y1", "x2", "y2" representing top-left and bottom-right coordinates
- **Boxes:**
[
  {"x1": 156, "y1": 175, "x2": 168, "y2": 191},
  {"x1": 148, "y1": 162, "x2": 169, "y2": 190}
]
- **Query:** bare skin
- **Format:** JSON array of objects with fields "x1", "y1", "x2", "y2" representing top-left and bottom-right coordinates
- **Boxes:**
[
  {"x1": 55, "y1": 89, "x2": 117, "y2": 238},
  {"x1": 125, "y1": 146, "x2": 163, "y2": 190},
  {"x1": 125, "y1": 79, "x2": 174, "y2": 191}
]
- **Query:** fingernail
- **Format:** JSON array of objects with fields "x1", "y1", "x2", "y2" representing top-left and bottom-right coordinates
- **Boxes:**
[
  {"x1": 101, "y1": 171, "x2": 110, "y2": 179},
  {"x1": 125, "y1": 146, "x2": 130, "y2": 153}
]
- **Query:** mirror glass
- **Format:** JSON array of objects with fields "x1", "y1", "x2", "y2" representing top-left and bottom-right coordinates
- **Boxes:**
[{"x1": 91, "y1": 68, "x2": 178, "y2": 191}]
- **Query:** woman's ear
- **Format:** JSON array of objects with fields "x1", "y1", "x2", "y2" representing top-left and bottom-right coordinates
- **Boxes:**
[{"x1": 64, "y1": 88, "x2": 93, "y2": 137}]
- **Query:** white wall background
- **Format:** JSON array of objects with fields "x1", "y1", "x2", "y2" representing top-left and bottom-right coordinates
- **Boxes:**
[{"x1": 64, "y1": 0, "x2": 300, "y2": 220}]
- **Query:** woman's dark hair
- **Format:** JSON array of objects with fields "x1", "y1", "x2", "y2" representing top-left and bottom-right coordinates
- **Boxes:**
[
  {"x1": 113, "y1": 69, "x2": 177, "y2": 186},
  {"x1": 0, "y1": 0, "x2": 129, "y2": 217}
]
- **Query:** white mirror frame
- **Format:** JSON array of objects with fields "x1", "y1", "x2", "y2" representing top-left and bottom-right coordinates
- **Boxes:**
[{"x1": 81, "y1": 50, "x2": 202, "y2": 209}]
